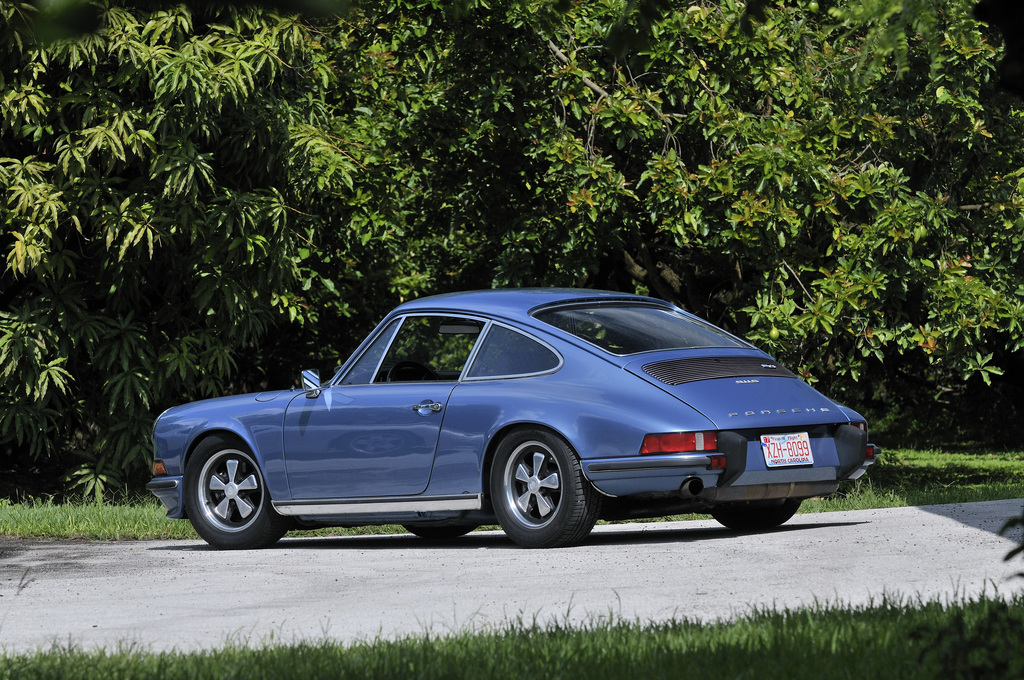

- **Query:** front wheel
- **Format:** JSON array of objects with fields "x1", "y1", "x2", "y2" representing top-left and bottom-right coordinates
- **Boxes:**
[
  {"x1": 710, "y1": 499, "x2": 802, "y2": 531},
  {"x1": 184, "y1": 435, "x2": 290, "y2": 549},
  {"x1": 489, "y1": 429, "x2": 601, "y2": 548}
]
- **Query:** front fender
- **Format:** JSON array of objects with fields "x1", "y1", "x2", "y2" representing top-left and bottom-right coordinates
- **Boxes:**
[{"x1": 152, "y1": 390, "x2": 297, "y2": 501}]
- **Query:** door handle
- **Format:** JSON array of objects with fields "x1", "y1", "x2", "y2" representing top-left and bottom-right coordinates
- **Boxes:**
[{"x1": 412, "y1": 401, "x2": 443, "y2": 415}]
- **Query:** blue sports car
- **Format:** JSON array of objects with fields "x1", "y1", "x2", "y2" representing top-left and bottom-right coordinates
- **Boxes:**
[{"x1": 147, "y1": 288, "x2": 878, "y2": 549}]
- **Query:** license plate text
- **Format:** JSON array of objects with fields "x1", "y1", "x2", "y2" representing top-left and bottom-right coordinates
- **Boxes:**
[{"x1": 760, "y1": 432, "x2": 813, "y2": 467}]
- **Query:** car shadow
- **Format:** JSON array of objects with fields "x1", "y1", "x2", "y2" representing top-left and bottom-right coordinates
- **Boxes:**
[
  {"x1": 147, "y1": 519, "x2": 867, "y2": 552},
  {"x1": 585, "y1": 520, "x2": 867, "y2": 548}
]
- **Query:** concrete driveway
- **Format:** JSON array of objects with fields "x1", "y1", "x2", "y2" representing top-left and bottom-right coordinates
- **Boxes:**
[{"x1": 2, "y1": 499, "x2": 1022, "y2": 654}]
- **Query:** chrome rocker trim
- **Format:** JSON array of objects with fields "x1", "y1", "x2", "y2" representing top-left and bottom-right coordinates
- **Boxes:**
[{"x1": 272, "y1": 494, "x2": 483, "y2": 517}]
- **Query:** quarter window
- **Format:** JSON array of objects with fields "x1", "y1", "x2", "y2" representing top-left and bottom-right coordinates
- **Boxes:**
[{"x1": 466, "y1": 325, "x2": 560, "y2": 379}]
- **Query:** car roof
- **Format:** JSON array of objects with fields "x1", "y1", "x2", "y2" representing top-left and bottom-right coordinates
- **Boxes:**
[{"x1": 392, "y1": 288, "x2": 663, "y2": 323}]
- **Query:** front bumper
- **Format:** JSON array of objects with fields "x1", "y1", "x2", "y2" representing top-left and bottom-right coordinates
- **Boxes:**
[{"x1": 146, "y1": 476, "x2": 185, "y2": 519}]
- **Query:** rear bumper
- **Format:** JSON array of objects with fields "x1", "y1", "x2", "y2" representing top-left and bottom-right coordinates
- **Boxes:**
[
  {"x1": 146, "y1": 476, "x2": 185, "y2": 519},
  {"x1": 582, "y1": 453, "x2": 722, "y2": 496},
  {"x1": 700, "y1": 480, "x2": 840, "y2": 502},
  {"x1": 582, "y1": 439, "x2": 880, "y2": 499}
]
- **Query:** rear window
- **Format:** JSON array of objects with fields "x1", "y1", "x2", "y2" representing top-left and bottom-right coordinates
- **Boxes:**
[{"x1": 534, "y1": 304, "x2": 747, "y2": 355}]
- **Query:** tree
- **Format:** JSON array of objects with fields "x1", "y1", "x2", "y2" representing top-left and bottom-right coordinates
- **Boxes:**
[
  {"x1": 307, "y1": 0, "x2": 1024, "y2": 434},
  {"x1": 0, "y1": 2, "x2": 339, "y2": 497},
  {"x1": 3, "y1": 0, "x2": 1022, "y2": 499}
]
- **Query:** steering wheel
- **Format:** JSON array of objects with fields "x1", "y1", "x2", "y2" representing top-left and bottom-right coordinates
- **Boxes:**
[{"x1": 387, "y1": 360, "x2": 438, "y2": 382}]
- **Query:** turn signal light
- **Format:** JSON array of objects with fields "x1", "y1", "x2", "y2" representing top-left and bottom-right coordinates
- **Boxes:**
[
  {"x1": 640, "y1": 431, "x2": 718, "y2": 454},
  {"x1": 153, "y1": 460, "x2": 168, "y2": 476}
]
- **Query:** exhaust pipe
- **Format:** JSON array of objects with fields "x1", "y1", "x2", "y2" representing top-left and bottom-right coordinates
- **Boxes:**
[{"x1": 679, "y1": 477, "x2": 704, "y2": 498}]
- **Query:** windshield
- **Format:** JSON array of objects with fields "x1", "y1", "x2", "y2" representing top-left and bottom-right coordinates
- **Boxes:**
[{"x1": 534, "y1": 304, "x2": 747, "y2": 355}]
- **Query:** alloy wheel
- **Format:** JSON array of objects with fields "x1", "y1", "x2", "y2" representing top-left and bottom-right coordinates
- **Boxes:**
[
  {"x1": 195, "y1": 449, "x2": 264, "y2": 533},
  {"x1": 502, "y1": 440, "x2": 563, "y2": 529}
]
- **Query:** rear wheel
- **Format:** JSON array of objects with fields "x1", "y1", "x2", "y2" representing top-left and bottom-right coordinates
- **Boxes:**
[
  {"x1": 489, "y1": 429, "x2": 601, "y2": 548},
  {"x1": 710, "y1": 499, "x2": 802, "y2": 531},
  {"x1": 184, "y1": 435, "x2": 290, "y2": 549}
]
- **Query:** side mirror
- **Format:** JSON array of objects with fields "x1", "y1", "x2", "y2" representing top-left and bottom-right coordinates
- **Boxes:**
[{"x1": 301, "y1": 369, "x2": 321, "y2": 396}]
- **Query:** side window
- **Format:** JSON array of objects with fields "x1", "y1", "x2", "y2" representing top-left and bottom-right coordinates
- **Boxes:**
[
  {"x1": 341, "y1": 319, "x2": 401, "y2": 385},
  {"x1": 378, "y1": 316, "x2": 483, "y2": 382},
  {"x1": 466, "y1": 325, "x2": 560, "y2": 379}
]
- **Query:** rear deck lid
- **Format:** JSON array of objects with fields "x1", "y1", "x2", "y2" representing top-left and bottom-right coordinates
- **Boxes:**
[{"x1": 625, "y1": 354, "x2": 846, "y2": 430}]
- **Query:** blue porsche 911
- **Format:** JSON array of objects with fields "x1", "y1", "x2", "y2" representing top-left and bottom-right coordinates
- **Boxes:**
[{"x1": 147, "y1": 288, "x2": 878, "y2": 549}]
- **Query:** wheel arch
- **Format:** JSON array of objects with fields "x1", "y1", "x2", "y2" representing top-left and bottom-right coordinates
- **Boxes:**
[
  {"x1": 183, "y1": 429, "x2": 258, "y2": 471},
  {"x1": 181, "y1": 431, "x2": 291, "y2": 549},
  {"x1": 483, "y1": 421, "x2": 603, "y2": 547},
  {"x1": 480, "y1": 422, "x2": 586, "y2": 505}
]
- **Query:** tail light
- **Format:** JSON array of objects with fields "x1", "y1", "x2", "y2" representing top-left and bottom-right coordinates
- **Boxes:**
[
  {"x1": 640, "y1": 431, "x2": 718, "y2": 454},
  {"x1": 866, "y1": 444, "x2": 879, "y2": 460}
]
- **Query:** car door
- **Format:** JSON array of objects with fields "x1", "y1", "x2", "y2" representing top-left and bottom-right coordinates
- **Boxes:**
[{"x1": 281, "y1": 314, "x2": 483, "y2": 499}]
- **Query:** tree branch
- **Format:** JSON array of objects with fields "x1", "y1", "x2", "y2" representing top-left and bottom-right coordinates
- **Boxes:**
[{"x1": 547, "y1": 40, "x2": 610, "y2": 100}]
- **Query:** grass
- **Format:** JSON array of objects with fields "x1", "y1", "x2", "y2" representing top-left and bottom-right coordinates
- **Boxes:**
[
  {"x1": 1, "y1": 448, "x2": 1022, "y2": 541},
  {"x1": 0, "y1": 498, "x2": 198, "y2": 541},
  {"x1": 803, "y1": 447, "x2": 1024, "y2": 512},
  {"x1": 0, "y1": 499, "x2": 417, "y2": 541},
  {"x1": 2, "y1": 593, "x2": 1023, "y2": 679}
]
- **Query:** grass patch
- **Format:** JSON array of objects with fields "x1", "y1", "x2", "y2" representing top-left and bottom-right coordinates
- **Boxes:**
[
  {"x1": 859, "y1": 447, "x2": 1024, "y2": 491},
  {"x1": 804, "y1": 448, "x2": 1024, "y2": 512},
  {"x1": 2, "y1": 448, "x2": 1022, "y2": 541},
  {"x1": 2, "y1": 593, "x2": 1022, "y2": 678},
  {"x1": 0, "y1": 499, "x2": 198, "y2": 541},
  {"x1": 0, "y1": 499, "x2": 413, "y2": 541}
]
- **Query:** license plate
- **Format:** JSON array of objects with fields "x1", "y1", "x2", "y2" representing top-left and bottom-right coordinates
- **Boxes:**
[{"x1": 760, "y1": 432, "x2": 813, "y2": 467}]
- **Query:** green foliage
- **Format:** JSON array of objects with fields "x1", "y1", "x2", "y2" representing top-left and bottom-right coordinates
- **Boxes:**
[
  {"x1": 1002, "y1": 501, "x2": 1024, "y2": 576},
  {"x1": 301, "y1": 0, "x2": 1024, "y2": 426},
  {"x1": 914, "y1": 597, "x2": 1024, "y2": 679},
  {"x1": 63, "y1": 453, "x2": 119, "y2": 504},
  {"x1": 318, "y1": 0, "x2": 1024, "y2": 437},
  {"x1": 3, "y1": 0, "x2": 1024, "y2": 494},
  {"x1": 531, "y1": 0, "x2": 1023, "y2": 415},
  {"x1": 0, "y1": 2, "x2": 341, "y2": 490}
]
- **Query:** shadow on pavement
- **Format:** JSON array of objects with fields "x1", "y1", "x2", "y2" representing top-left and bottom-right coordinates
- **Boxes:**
[
  {"x1": 146, "y1": 519, "x2": 868, "y2": 552},
  {"x1": 918, "y1": 498, "x2": 1023, "y2": 539}
]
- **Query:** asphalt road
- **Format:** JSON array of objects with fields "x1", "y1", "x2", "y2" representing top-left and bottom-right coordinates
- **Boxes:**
[{"x1": 2, "y1": 499, "x2": 1023, "y2": 654}]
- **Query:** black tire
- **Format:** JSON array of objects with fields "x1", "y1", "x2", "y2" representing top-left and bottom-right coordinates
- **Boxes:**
[
  {"x1": 489, "y1": 429, "x2": 601, "y2": 548},
  {"x1": 403, "y1": 523, "x2": 478, "y2": 540},
  {"x1": 183, "y1": 435, "x2": 290, "y2": 549},
  {"x1": 710, "y1": 499, "x2": 802, "y2": 531}
]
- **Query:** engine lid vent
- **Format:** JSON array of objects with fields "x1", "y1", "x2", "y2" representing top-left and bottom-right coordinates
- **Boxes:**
[{"x1": 642, "y1": 356, "x2": 799, "y2": 386}]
